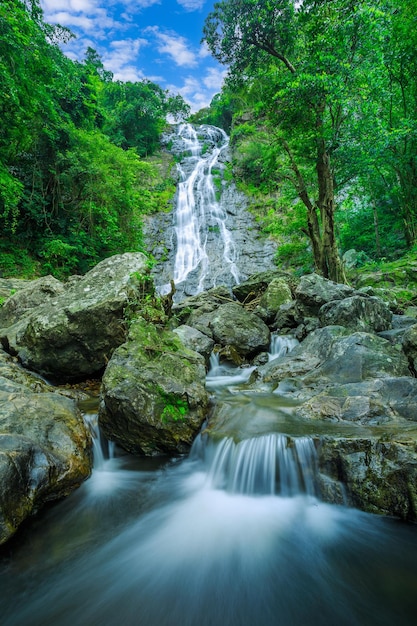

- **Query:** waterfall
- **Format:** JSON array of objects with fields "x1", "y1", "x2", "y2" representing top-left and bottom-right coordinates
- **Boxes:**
[
  {"x1": 268, "y1": 333, "x2": 299, "y2": 361},
  {"x1": 172, "y1": 123, "x2": 239, "y2": 293},
  {"x1": 203, "y1": 434, "x2": 319, "y2": 497}
]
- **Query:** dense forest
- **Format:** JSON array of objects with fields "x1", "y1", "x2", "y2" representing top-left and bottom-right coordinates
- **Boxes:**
[
  {"x1": 1, "y1": 0, "x2": 417, "y2": 283},
  {"x1": 193, "y1": 0, "x2": 417, "y2": 281},
  {"x1": 0, "y1": 0, "x2": 189, "y2": 278}
]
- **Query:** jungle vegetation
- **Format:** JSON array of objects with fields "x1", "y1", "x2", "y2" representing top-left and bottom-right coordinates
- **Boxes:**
[
  {"x1": 0, "y1": 0, "x2": 189, "y2": 278},
  {"x1": 196, "y1": 0, "x2": 417, "y2": 280},
  {"x1": 2, "y1": 0, "x2": 417, "y2": 285}
]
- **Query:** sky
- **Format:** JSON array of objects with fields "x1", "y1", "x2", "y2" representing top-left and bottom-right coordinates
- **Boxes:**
[{"x1": 39, "y1": 0, "x2": 227, "y2": 113}]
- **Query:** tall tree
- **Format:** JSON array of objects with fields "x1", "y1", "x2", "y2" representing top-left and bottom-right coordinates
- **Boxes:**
[{"x1": 204, "y1": 0, "x2": 392, "y2": 281}]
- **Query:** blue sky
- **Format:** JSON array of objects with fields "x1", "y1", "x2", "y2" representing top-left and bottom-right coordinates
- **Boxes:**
[{"x1": 39, "y1": 0, "x2": 226, "y2": 112}]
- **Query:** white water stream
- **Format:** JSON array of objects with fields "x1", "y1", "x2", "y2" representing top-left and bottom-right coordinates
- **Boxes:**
[
  {"x1": 172, "y1": 123, "x2": 239, "y2": 292},
  {"x1": 1, "y1": 338, "x2": 417, "y2": 625}
]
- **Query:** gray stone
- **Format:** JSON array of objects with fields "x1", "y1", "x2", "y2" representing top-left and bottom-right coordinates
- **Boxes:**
[
  {"x1": 0, "y1": 275, "x2": 64, "y2": 328},
  {"x1": 99, "y1": 318, "x2": 209, "y2": 456},
  {"x1": 402, "y1": 323, "x2": 417, "y2": 375},
  {"x1": 173, "y1": 325, "x2": 215, "y2": 367},
  {"x1": 0, "y1": 349, "x2": 92, "y2": 545},
  {"x1": 295, "y1": 274, "x2": 356, "y2": 316},
  {"x1": 254, "y1": 277, "x2": 293, "y2": 323},
  {"x1": 208, "y1": 302, "x2": 271, "y2": 357},
  {"x1": 319, "y1": 295, "x2": 392, "y2": 332},
  {"x1": 0, "y1": 253, "x2": 149, "y2": 382}
]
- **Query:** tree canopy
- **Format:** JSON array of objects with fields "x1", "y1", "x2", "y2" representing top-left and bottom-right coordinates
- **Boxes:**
[
  {"x1": 203, "y1": 0, "x2": 417, "y2": 278},
  {"x1": 0, "y1": 0, "x2": 189, "y2": 278}
]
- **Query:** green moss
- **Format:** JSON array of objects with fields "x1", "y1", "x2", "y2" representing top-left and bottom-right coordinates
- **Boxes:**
[{"x1": 159, "y1": 392, "x2": 189, "y2": 424}]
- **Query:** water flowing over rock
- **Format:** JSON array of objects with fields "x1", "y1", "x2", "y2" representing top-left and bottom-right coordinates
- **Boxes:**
[{"x1": 144, "y1": 124, "x2": 277, "y2": 301}]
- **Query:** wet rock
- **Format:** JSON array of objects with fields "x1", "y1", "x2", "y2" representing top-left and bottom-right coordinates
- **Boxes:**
[
  {"x1": 317, "y1": 437, "x2": 417, "y2": 520},
  {"x1": 173, "y1": 325, "x2": 215, "y2": 368},
  {"x1": 0, "y1": 349, "x2": 92, "y2": 545},
  {"x1": 254, "y1": 278, "x2": 293, "y2": 323},
  {"x1": 232, "y1": 270, "x2": 294, "y2": 303},
  {"x1": 402, "y1": 323, "x2": 417, "y2": 375},
  {"x1": 99, "y1": 318, "x2": 209, "y2": 456}
]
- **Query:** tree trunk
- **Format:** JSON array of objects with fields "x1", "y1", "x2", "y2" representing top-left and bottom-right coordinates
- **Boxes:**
[{"x1": 315, "y1": 113, "x2": 344, "y2": 283}]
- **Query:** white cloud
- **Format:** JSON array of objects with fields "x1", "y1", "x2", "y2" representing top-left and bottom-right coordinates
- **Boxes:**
[
  {"x1": 41, "y1": 0, "x2": 99, "y2": 14},
  {"x1": 198, "y1": 41, "x2": 211, "y2": 59},
  {"x1": 203, "y1": 66, "x2": 227, "y2": 90},
  {"x1": 103, "y1": 38, "x2": 149, "y2": 81},
  {"x1": 148, "y1": 27, "x2": 198, "y2": 68},
  {"x1": 46, "y1": 11, "x2": 96, "y2": 30},
  {"x1": 176, "y1": 0, "x2": 205, "y2": 10},
  {"x1": 116, "y1": 0, "x2": 161, "y2": 8},
  {"x1": 167, "y1": 72, "x2": 223, "y2": 113}
]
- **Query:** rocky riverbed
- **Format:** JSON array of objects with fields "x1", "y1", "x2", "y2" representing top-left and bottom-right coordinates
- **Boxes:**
[{"x1": 1, "y1": 254, "x2": 417, "y2": 543}]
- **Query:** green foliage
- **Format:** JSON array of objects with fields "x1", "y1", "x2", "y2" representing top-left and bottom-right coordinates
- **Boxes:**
[
  {"x1": 203, "y1": 0, "x2": 417, "y2": 277},
  {"x1": 0, "y1": 0, "x2": 182, "y2": 280}
]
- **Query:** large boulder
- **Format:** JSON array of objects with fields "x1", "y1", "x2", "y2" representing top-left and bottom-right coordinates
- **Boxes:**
[
  {"x1": 0, "y1": 349, "x2": 92, "y2": 545},
  {"x1": 232, "y1": 270, "x2": 294, "y2": 303},
  {"x1": 295, "y1": 274, "x2": 356, "y2": 316},
  {"x1": 0, "y1": 275, "x2": 64, "y2": 329},
  {"x1": 99, "y1": 318, "x2": 209, "y2": 456},
  {"x1": 172, "y1": 325, "x2": 215, "y2": 368},
  {"x1": 259, "y1": 326, "x2": 409, "y2": 387},
  {"x1": 317, "y1": 436, "x2": 417, "y2": 520},
  {"x1": 0, "y1": 253, "x2": 150, "y2": 382},
  {"x1": 319, "y1": 295, "x2": 392, "y2": 332},
  {"x1": 208, "y1": 302, "x2": 271, "y2": 358}
]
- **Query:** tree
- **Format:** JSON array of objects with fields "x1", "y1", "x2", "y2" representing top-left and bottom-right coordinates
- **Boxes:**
[{"x1": 203, "y1": 0, "x2": 393, "y2": 281}]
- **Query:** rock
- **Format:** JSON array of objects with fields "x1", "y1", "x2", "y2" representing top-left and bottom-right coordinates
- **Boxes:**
[
  {"x1": 0, "y1": 253, "x2": 150, "y2": 382},
  {"x1": 402, "y1": 323, "x2": 417, "y2": 375},
  {"x1": 173, "y1": 325, "x2": 215, "y2": 367},
  {"x1": 232, "y1": 270, "x2": 294, "y2": 303},
  {"x1": 208, "y1": 302, "x2": 271, "y2": 358},
  {"x1": 259, "y1": 327, "x2": 409, "y2": 388},
  {"x1": 295, "y1": 273, "x2": 355, "y2": 316},
  {"x1": 342, "y1": 249, "x2": 370, "y2": 268},
  {"x1": 317, "y1": 437, "x2": 417, "y2": 520},
  {"x1": 172, "y1": 286, "x2": 233, "y2": 322},
  {"x1": 319, "y1": 295, "x2": 392, "y2": 332},
  {"x1": 254, "y1": 277, "x2": 293, "y2": 323},
  {"x1": 0, "y1": 278, "x2": 34, "y2": 302},
  {"x1": 273, "y1": 301, "x2": 302, "y2": 331},
  {"x1": 258, "y1": 326, "x2": 350, "y2": 384},
  {"x1": 0, "y1": 275, "x2": 64, "y2": 328},
  {"x1": 0, "y1": 349, "x2": 92, "y2": 545},
  {"x1": 99, "y1": 318, "x2": 209, "y2": 456}
]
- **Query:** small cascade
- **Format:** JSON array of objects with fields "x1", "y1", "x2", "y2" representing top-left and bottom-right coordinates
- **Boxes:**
[
  {"x1": 83, "y1": 412, "x2": 114, "y2": 470},
  {"x1": 206, "y1": 351, "x2": 255, "y2": 388},
  {"x1": 203, "y1": 434, "x2": 319, "y2": 497},
  {"x1": 166, "y1": 123, "x2": 240, "y2": 297},
  {"x1": 268, "y1": 333, "x2": 299, "y2": 361}
]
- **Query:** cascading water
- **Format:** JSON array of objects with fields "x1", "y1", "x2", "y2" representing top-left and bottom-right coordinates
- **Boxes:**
[
  {"x1": 1, "y1": 347, "x2": 417, "y2": 625},
  {"x1": 159, "y1": 123, "x2": 241, "y2": 298}
]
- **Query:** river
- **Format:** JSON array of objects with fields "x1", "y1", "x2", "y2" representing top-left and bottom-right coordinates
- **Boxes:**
[{"x1": 1, "y1": 355, "x2": 417, "y2": 626}]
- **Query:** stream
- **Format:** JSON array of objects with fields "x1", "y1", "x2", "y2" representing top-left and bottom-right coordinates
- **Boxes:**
[{"x1": 1, "y1": 344, "x2": 417, "y2": 626}]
